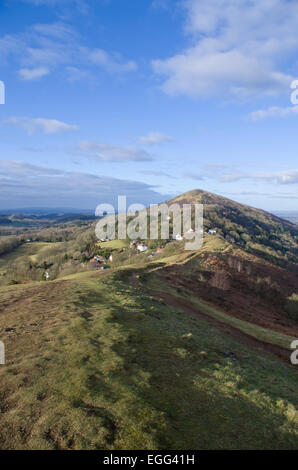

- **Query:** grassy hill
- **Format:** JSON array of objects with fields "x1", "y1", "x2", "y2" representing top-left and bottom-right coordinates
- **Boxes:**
[
  {"x1": 0, "y1": 190, "x2": 297, "y2": 449},
  {"x1": 0, "y1": 267, "x2": 297, "y2": 450},
  {"x1": 170, "y1": 190, "x2": 298, "y2": 270}
]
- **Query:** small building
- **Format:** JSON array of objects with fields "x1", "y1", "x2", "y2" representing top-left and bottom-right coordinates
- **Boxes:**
[
  {"x1": 90, "y1": 258, "x2": 102, "y2": 269},
  {"x1": 175, "y1": 234, "x2": 183, "y2": 241},
  {"x1": 137, "y1": 243, "x2": 148, "y2": 252},
  {"x1": 208, "y1": 229, "x2": 217, "y2": 235},
  {"x1": 94, "y1": 255, "x2": 106, "y2": 263}
]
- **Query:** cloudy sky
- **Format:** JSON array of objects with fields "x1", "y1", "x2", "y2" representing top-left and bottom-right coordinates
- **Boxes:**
[{"x1": 1, "y1": 0, "x2": 298, "y2": 211}]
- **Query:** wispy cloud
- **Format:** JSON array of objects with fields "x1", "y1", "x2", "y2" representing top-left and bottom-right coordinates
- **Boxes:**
[
  {"x1": 4, "y1": 117, "x2": 79, "y2": 135},
  {"x1": 220, "y1": 170, "x2": 298, "y2": 185},
  {"x1": 0, "y1": 160, "x2": 63, "y2": 177},
  {"x1": 150, "y1": 0, "x2": 170, "y2": 10},
  {"x1": 248, "y1": 106, "x2": 298, "y2": 121},
  {"x1": 137, "y1": 132, "x2": 173, "y2": 146},
  {"x1": 185, "y1": 163, "x2": 298, "y2": 186},
  {"x1": 184, "y1": 172, "x2": 205, "y2": 181},
  {"x1": 64, "y1": 66, "x2": 92, "y2": 82},
  {"x1": 0, "y1": 21, "x2": 137, "y2": 80},
  {"x1": 76, "y1": 141, "x2": 153, "y2": 162},
  {"x1": 88, "y1": 49, "x2": 137, "y2": 73},
  {"x1": 18, "y1": 67, "x2": 50, "y2": 80},
  {"x1": 141, "y1": 170, "x2": 176, "y2": 178}
]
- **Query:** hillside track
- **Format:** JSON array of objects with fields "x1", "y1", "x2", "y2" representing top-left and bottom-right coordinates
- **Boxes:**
[{"x1": 131, "y1": 274, "x2": 296, "y2": 368}]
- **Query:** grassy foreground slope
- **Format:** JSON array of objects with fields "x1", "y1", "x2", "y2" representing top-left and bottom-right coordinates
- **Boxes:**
[{"x1": 0, "y1": 268, "x2": 297, "y2": 450}]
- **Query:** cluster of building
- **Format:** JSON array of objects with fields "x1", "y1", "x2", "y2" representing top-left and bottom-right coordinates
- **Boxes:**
[
  {"x1": 128, "y1": 227, "x2": 217, "y2": 252},
  {"x1": 129, "y1": 240, "x2": 148, "y2": 252},
  {"x1": 90, "y1": 254, "x2": 113, "y2": 270}
]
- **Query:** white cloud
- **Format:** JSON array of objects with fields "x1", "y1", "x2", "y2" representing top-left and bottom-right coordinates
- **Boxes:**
[
  {"x1": 137, "y1": 132, "x2": 173, "y2": 146},
  {"x1": 141, "y1": 170, "x2": 176, "y2": 178},
  {"x1": 88, "y1": 49, "x2": 137, "y2": 73},
  {"x1": 183, "y1": 162, "x2": 298, "y2": 185},
  {"x1": 153, "y1": 0, "x2": 298, "y2": 98},
  {"x1": 64, "y1": 66, "x2": 92, "y2": 82},
  {"x1": 220, "y1": 170, "x2": 298, "y2": 185},
  {"x1": 4, "y1": 117, "x2": 79, "y2": 135},
  {"x1": 0, "y1": 21, "x2": 137, "y2": 79},
  {"x1": 32, "y1": 22, "x2": 77, "y2": 39},
  {"x1": 150, "y1": 0, "x2": 169, "y2": 10},
  {"x1": 0, "y1": 160, "x2": 63, "y2": 177},
  {"x1": 18, "y1": 67, "x2": 50, "y2": 80},
  {"x1": 249, "y1": 106, "x2": 298, "y2": 120},
  {"x1": 77, "y1": 141, "x2": 153, "y2": 162}
]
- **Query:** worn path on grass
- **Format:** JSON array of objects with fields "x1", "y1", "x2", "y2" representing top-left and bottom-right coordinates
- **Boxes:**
[{"x1": 131, "y1": 274, "x2": 295, "y2": 367}]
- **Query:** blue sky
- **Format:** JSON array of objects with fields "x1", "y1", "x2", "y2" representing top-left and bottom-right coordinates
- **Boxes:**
[{"x1": 0, "y1": 0, "x2": 298, "y2": 211}]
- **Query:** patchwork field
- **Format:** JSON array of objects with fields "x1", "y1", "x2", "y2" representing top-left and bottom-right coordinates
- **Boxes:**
[{"x1": 0, "y1": 242, "x2": 60, "y2": 268}]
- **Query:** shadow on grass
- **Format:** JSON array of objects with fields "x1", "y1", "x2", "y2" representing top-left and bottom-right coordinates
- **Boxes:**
[{"x1": 75, "y1": 274, "x2": 298, "y2": 449}]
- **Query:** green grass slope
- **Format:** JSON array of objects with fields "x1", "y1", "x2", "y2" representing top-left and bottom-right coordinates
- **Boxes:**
[{"x1": 0, "y1": 268, "x2": 297, "y2": 450}]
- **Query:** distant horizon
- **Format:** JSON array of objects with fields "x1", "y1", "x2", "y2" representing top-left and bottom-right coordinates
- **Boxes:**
[{"x1": 0, "y1": 190, "x2": 297, "y2": 218}]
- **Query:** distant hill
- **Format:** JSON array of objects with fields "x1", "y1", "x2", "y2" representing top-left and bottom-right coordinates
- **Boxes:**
[
  {"x1": 169, "y1": 189, "x2": 298, "y2": 270},
  {"x1": 0, "y1": 208, "x2": 94, "y2": 216},
  {"x1": 273, "y1": 211, "x2": 298, "y2": 225}
]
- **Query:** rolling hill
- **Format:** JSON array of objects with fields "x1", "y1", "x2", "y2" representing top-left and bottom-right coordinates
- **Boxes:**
[
  {"x1": 0, "y1": 190, "x2": 297, "y2": 449},
  {"x1": 170, "y1": 190, "x2": 298, "y2": 270}
]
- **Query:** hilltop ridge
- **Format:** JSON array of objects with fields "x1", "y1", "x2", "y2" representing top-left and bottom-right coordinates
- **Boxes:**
[{"x1": 168, "y1": 189, "x2": 298, "y2": 270}]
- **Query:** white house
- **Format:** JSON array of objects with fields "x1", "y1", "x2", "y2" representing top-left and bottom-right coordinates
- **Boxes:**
[
  {"x1": 175, "y1": 234, "x2": 183, "y2": 241},
  {"x1": 208, "y1": 229, "x2": 217, "y2": 235},
  {"x1": 137, "y1": 243, "x2": 148, "y2": 252}
]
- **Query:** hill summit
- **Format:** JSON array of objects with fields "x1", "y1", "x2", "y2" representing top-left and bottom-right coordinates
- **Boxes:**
[{"x1": 169, "y1": 189, "x2": 298, "y2": 269}]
